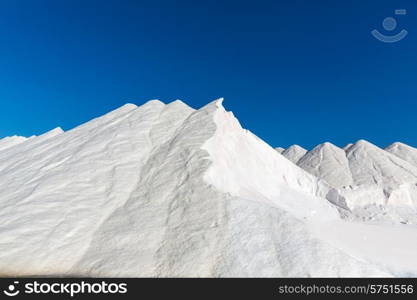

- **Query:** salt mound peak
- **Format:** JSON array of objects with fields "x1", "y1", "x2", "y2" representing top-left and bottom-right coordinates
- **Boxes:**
[
  {"x1": 0, "y1": 135, "x2": 26, "y2": 140},
  {"x1": 385, "y1": 142, "x2": 417, "y2": 167},
  {"x1": 275, "y1": 147, "x2": 285, "y2": 153},
  {"x1": 281, "y1": 144, "x2": 307, "y2": 163},
  {"x1": 34, "y1": 127, "x2": 64, "y2": 141},
  {"x1": 48, "y1": 127, "x2": 64, "y2": 135},
  {"x1": 118, "y1": 103, "x2": 138, "y2": 110},
  {"x1": 349, "y1": 139, "x2": 376, "y2": 149},
  {"x1": 139, "y1": 99, "x2": 165, "y2": 108},
  {"x1": 0, "y1": 127, "x2": 64, "y2": 158},
  {"x1": 0, "y1": 135, "x2": 28, "y2": 152},
  {"x1": 168, "y1": 99, "x2": 194, "y2": 110},
  {"x1": 346, "y1": 139, "x2": 386, "y2": 155},
  {"x1": 104, "y1": 103, "x2": 139, "y2": 117},
  {"x1": 387, "y1": 141, "x2": 409, "y2": 149},
  {"x1": 298, "y1": 142, "x2": 353, "y2": 188},
  {"x1": 314, "y1": 141, "x2": 338, "y2": 150}
]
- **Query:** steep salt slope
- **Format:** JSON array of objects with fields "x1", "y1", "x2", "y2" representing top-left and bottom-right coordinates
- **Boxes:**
[
  {"x1": 297, "y1": 142, "x2": 353, "y2": 188},
  {"x1": 203, "y1": 100, "x2": 331, "y2": 215},
  {"x1": 0, "y1": 99, "x2": 414, "y2": 277},
  {"x1": 281, "y1": 144, "x2": 307, "y2": 164},
  {"x1": 386, "y1": 142, "x2": 417, "y2": 168}
]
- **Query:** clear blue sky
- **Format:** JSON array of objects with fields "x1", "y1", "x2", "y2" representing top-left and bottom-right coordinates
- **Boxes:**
[{"x1": 0, "y1": 0, "x2": 416, "y2": 149}]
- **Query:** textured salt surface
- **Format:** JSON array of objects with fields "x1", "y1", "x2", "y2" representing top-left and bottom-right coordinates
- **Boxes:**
[{"x1": 0, "y1": 100, "x2": 416, "y2": 277}]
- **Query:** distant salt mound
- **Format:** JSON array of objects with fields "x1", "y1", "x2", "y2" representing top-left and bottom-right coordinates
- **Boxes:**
[
  {"x1": 275, "y1": 147, "x2": 285, "y2": 153},
  {"x1": 297, "y1": 142, "x2": 353, "y2": 189},
  {"x1": 346, "y1": 140, "x2": 417, "y2": 188},
  {"x1": 283, "y1": 139, "x2": 417, "y2": 224},
  {"x1": 343, "y1": 140, "x2": 417, "y2": 223},
  {"x1": 281, "y1": 144, "x2": 307, "y2": 164},
  {"x1": 1, "y1": 100, "x2": 417, "y2": 277},
  {"x1": 386, "y1": 142, "x2": 417, "y2": 168}
]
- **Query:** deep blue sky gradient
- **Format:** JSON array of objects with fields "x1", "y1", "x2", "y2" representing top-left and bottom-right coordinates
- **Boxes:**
[{"x1": 0, "y1": 0, "x2": 416, "y2": 149}]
